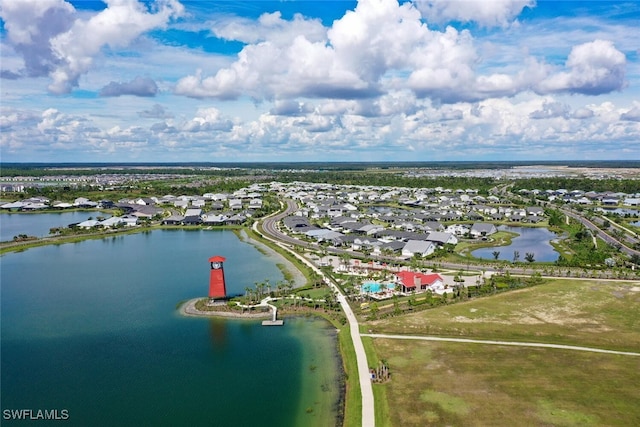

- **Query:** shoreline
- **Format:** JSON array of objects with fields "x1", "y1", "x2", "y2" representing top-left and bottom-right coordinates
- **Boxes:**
[
  {"x1": 236, "y1": 229, "x2": 307, "y2": 288},
  {"x1": 179, "y1": 298, "x2": 272, "y2": 319},
  {"x1": 179, "y1": 297, "x2": 346, "y2": 427}
]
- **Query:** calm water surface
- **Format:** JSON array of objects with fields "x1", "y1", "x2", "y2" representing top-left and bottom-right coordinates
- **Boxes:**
[
  {"x1": 471, "y1": 225, "x2": 560, "y2": 262},
  {"x1": 1, "y1": 230, "x2": 341, "y2": 426},
  {"x1": 0, "y1": 211, "x2": 101, "y2": 242}
]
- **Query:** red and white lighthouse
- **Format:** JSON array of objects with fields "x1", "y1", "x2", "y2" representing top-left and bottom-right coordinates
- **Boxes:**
[{"x1": 208, "y1": 255, "x2": 227, "y2": 299}]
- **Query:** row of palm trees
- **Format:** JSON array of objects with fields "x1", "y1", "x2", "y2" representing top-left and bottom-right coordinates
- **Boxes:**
[{"x1": 243, "y1": 279, "x2": 296, "y2": 304}]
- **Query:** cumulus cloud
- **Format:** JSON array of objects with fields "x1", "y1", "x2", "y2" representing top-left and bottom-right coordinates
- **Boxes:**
[
  {"x1": 620, "y1": 107, "x2": 640, "y2": 122},
  {"x1": 176, "y1": 0, "x2": 629, "y2": 105},
  {"x1": 440, "y1": 109, "x2": 463, "y2": 121},
  {"x1": 0, "y1": 0, "x2": 75, "y2": 78},
  {"x1": 176, "y1": 0, "x2": 483, "y2": 102},
  {"x1": 414, "y1": 0, "x2": 534, "y2": 28},
  {"x1": 100, "y1": 76, "x2": 158, "y2": 97},
  {"x1": 138, "y1": 104, "x2": 173, "y2": 119},
  {"x1": 0, "y1": 0, "x2": 184, "y2": 93},
  {"x1": 537, "y1": 40, "x2": 626, "y2": 96},
  {"x1": 270, "y1": 100, "x2": 315, "y2": 116},
  {"x1": 182, "y1": 107, "x2": 233, "y2": 132},
  {"x1": 529, "y1": 101, "x2": 570, "y2": 119},
  {"x1": 211, "y1": 11, "x2": 326, "y2": 45},
  {"x1": 572, "y1": 107, "x2": 594, "y2": 119},
  {"x1": 49, "y1": 0, "x2": 184, "y2": 94}
]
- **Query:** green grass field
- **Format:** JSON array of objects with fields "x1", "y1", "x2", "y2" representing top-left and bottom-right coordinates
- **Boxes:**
[
  {"x1": 365, "y1": 279, "x2": 640, "y2": 352},
  {"x1": 363, "y1": 279, "x2": 640, "y2": 425}
]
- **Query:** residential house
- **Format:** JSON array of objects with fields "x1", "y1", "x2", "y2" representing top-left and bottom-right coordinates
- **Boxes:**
[
  {"x1": 470, "y1": 223, "x2": 498, "y2": 238},
  {"x1": 426, "y1": 232, "x2": 458, "y2": 246},
  {"x1": 401, "y1": 240, "x2": 437, "y2": 258},
  {"x1": 229, "y1": 199, "x2": 243, "y2": 210},
  {"x1": 183, "y1": 208, "x2": 202, "y2": 224}
]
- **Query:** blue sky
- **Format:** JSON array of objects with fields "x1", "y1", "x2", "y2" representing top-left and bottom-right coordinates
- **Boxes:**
[{"x1": 1, "y1": 0, "x2": 639, "y2": 162}]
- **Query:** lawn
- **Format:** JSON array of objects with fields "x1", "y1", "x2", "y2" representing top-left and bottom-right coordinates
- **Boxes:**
[
  {"x1": 372, "y1": 339, "x2": 640, "y2": 426},
  {"x1": 362, "y1": 278, "x2": 640, "y2": 425},
  {"x1": 364, "y1": 279, "x2": 640, "y2": 352}
]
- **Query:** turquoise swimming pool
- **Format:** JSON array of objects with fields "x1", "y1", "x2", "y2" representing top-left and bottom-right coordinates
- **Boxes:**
[{"x1": 361, "y1": 282, "x2": 395, "y2": 293}]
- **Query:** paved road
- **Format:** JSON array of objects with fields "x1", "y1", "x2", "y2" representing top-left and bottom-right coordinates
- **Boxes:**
[
  {"x1": 562, "y1": 208, "x2": 640, "y2": 258},
  {"x1": 256, "y1": 208, "x2": 376, "y2": 426},
  {"x1": 275, "y1": 198, "x2": 640, "y2": 277},
  {"x1": 361, "y1": 334, "x2": 640, "y2": 357}
]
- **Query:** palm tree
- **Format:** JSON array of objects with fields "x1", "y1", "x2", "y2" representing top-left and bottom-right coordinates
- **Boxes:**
[
  {"x1": 492, "y1": 251, "x2": 500, "y2": 260},
  {"x1": 340, "y1": 253, "x2": 350, "y2": 271},
  {"x1": 265, "y1": 279, "x2": 271, "y2": 297},
  {"x1": 276, "y1": 281, "x2": 284, "y2": 298}
]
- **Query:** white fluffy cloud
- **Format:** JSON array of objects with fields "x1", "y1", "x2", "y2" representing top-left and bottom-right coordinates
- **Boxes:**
[
  {"x1": 211, "y1": 11, "x2": 326, "y2": 45},
  {"x1": 537, "y1": 40, "x2": 627, "y2": 95},
  {"x1": 0, "y1": 0, "x2": 184, "y2": 93},
  {"x1": 175, "y1": 0, "x2": 627, "y2": 105},
  {"x1": 0, "y1": 0, "x2": 75, "y2": 78},
  {"x1": 2, "y1": 0, "x2": 638, "y2": 161},
  {"x1": 176, "y1": 0, "x2": 483, "y2": 102},
  {"x1": 49, "y1": 0, "x2": 184, "y2": 93},
  {"x1": 181, "y1": 107, "x2": 234, "y2": 132},
  {"x1": 414, "y1": 0, "x2": 534, "y2": 28},
  {"x1": 2, "y1": 94, "x2": 639, "y2": 161}
]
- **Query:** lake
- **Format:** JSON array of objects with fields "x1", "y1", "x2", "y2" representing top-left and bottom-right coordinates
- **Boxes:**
[
  {"x1": 1, "y1": 229, "x2": 341, "y2": 426},
  {"x1": 471, "y1": 225, "x2": 560, "y2": 262},
  {"x1": 0, "y1": 211, "x2": 101, "y2": 242}
]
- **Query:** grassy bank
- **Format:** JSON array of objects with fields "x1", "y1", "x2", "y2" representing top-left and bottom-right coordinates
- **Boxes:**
[{"x1": 0, "y1": 224, "x2": 245, "y2": 255}]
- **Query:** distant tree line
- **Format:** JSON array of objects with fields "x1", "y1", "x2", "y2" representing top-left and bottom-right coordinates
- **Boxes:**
[
  {"x1": 275, "y1": 171, "x2": 498, "y2": 191},
  {"x1": 512, "y1": 177, "x2": 639, "y2": 193}
]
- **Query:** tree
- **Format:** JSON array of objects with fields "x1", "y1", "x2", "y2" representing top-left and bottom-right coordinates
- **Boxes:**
[
  {"x1": 513, "y1": 250, "x2": 520, "y2": 263},
  {"x1": 546, "y1": 209, "x2": 564, "y2": 227},
  {"x1": 392, "y1": 295, "x2": 401, "y2": 315},
  {"x1": 370, "y1": 302, "x2": 379, "y2": 319},
  {"x1": 492, "y1": 251, "x2": 500, "y2": 260},
  {"x1": 524, "y1": 252, "x2": 535, "y2": 263},
  {"x1": 340, "y1": 252, "x2": 351, "y2": 271}
]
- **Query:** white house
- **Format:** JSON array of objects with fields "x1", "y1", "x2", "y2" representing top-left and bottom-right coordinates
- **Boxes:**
[
  {"x1": 401, "y1": 240, "x2": 437, "y2": 258},
  {"x1": 470, "y1": 223, "x2": 498, "y2": 238}
]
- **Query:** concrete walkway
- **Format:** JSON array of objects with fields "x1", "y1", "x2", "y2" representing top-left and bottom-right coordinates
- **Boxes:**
[
  {"x1": 361, "y1": 334, "x2": 640, "y2": 357},
  {"x1": 253, "y1": 218, "x2": 376, "y2": 426}
]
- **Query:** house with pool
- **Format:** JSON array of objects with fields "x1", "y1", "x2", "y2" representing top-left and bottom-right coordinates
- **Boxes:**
[
  {"x1": 395, "y1": 271, "x2": 445, "y2": 294},
  {"x1": 360, "y1": 271, "x2": 445, "y2": 299}
]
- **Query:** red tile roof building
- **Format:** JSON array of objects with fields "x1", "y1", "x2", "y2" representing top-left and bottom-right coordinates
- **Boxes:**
[{"x1": 395, "y1": 271, "x2": 444, "y2": 294}]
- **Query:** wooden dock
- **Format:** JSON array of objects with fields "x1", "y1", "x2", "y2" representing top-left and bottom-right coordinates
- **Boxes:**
[
  {"x1": 262, "y1": 320, "x2": 284, "y2": 326},
  {"x1": 262, "y1": 302, "x2": 283, "y2": 326}
]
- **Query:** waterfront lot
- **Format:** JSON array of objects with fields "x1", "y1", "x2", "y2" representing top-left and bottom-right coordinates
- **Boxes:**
[{"x1": 364, "y1": 279, "x2": 640, "y2": 425}]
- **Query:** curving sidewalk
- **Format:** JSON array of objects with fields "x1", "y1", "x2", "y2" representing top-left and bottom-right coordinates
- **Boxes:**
[{"x1": 253, "y1": 219, "x2": 376, "y2": 426}]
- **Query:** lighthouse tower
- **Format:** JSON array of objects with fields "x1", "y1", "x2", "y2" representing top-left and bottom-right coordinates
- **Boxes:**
[{"x1": 208, "y1": 256, "x2": 227, "y2": 300}]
